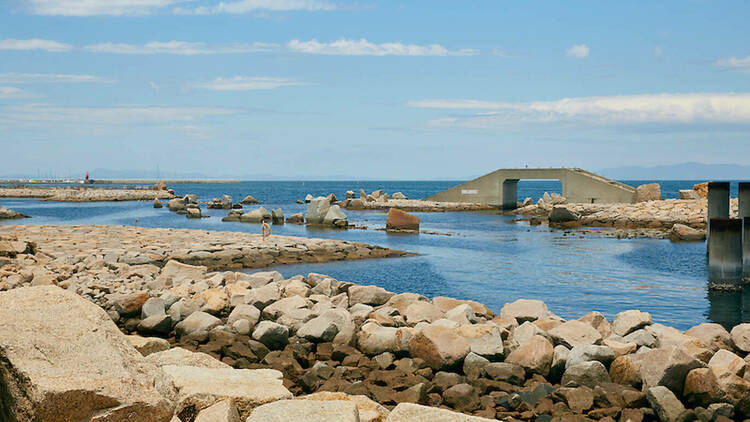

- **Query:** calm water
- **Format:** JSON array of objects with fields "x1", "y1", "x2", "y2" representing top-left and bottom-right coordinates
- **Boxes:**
[{"x1": 2, "y1": 180, "x2": 749, "y2": 330}]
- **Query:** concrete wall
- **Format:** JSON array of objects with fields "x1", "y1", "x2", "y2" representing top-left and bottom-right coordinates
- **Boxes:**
[{"x1": 426, "y1": 168, "x2": 636, "y2": 208}]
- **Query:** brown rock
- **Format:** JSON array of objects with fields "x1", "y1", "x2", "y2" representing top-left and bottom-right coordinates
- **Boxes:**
[
  {"x1": 693, "y1": 182, "x2": 709, "y2": 198},
  {"x1": 668, "y1": 224, "x2": 706, "y2": 242},
  {"x1": 408, "y1": 325, "x2": 470, "y2": 370},
  {"x1": 505, "y1": 335, "x2": 553, "y2": 376},
  {"x1": 683, "y1": 367, "x2": 725, "y2": 407},
  {"x1": 386, "y1": 208, "x2": 420, "y2": 231},
  {"x1": 636, "y1": 183, "x2": 662, "y2": 202},
  {"x1": 114, "y1": 291, "x2": 149, "y2": 317}
]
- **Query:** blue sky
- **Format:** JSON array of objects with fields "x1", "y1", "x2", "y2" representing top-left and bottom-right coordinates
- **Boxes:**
[{"x1": 1, "y1": 0, "x2": 749, "y2": 179}]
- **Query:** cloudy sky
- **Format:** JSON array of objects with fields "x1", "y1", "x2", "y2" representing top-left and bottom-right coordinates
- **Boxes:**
[{"x1": 1, "y1": 0, "x2": 749, "y2": 179}]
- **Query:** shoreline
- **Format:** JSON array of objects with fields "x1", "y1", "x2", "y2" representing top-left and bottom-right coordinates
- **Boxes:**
[
  {"x1": 0, "y1": 186, "x2": 176, "y2": 201},
  {"x1": 0, "y1": 225, "x2": 748, "y2": 421}
]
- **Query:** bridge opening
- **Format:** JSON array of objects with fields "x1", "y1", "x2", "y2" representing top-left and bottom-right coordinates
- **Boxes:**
[{"x1": 502, "y1": 179, "x2": 563, "y2": 210}]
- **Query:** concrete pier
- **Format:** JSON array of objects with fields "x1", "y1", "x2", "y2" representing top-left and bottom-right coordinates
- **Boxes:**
[
  {"x1": 707, "y1": 182, "x2": 730, "y2": 246},
  {"x1": 708, "y1": 218, "x2": 743, "y2": 291},
  {"x1": 739, "y1": 182, "x2": 750, "y2": 220}
]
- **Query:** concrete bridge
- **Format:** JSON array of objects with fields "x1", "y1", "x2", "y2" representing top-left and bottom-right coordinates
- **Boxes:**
[{"x1": 426, "y1": 168, "x2": 636, "y2": 209}]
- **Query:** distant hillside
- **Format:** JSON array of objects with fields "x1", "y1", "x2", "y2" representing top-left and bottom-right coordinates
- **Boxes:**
[{"x1": 599, "y1": 163, "x2": 750, "y2": 180}]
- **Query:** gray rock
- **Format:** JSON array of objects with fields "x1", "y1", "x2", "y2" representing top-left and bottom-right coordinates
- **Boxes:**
[
  {"x1": 638, "y1": 346, "x2": 705, "y2": 392},
  {"x1": 485, "y1": 362, "x2": 526, "y2": 385},
  {"x1": 271, "y1": 208, "x2": 284, "y2": 224},
  {"x1": 240, "y1": 207, "x2": 271, "y2": 223},
  {"x1": 322, "y1": 205, "x2": 348, "y2": 227},
  {"x1": 141, "y1": 297, "x2": 166, "y2": 319},
  {"x1": 647, "y1": 386, "x2": 686, "y2": 422},
  {"x1": 548, "y1": 320, "x2": 603, "y2": 348},
  {"x1": 305, "y1": 197, "x2": 331, "y2": 224},
  {"x1": 244, "y1": 283, "x2": 281, "y2": 310},
  {"x1": 174, "y1": 311, "x2": 221, "y2": 338},
  {"x1": 561, "y1": 361, "x2": 611, "y2": 388},
  {"x1": 252, "y1": 320, "x2": 289, "y2": 349},
  {"x1": 286, "y1": 212, "x2": 304, "y2": 224},
  {"x1": 623, "y1": 328, "x2": 657, "y2": 347},
  {"x1": 730, "y1": 323, "x2": 750, "y2": 353},
  {"x1": 565, "y1": 344, "x2": 615, "y2": 369},
  {"x1": 168, "y1": 198, "x2": 186, "y2": 211},
  {"x1": 549, "y1": 207, "x2": 580, "y2": 223},
  {"x1": 227, "y1": 304, "x2": 261, "y2": 327},
  {"x1": 550, "y1": 344, "x2": 570, "y2": 381},
  {"x1": 240, "y1": 195, "x2": 258, "y2": 204},
  {"x1": 463, "y1": 352, "x2": 490, "y2": 379},
  {"x1": 137, "y1": 314, "x2": 173, "y2": 335}
]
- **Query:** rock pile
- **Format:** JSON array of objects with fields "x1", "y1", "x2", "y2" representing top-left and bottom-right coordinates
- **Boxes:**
[
  {"x1": 0, "y1": 206, "x2": 29, "y2": 219},
  {"x1": 1, "y1": 229, "x2": 749, "y2": 421},
  {"x1": 208, "y1": 195, "x2": 234, "y2": 209}
]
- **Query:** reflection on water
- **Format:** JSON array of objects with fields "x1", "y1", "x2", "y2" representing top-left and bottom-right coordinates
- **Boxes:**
[{"x1": 707, "y1": 289, "x2": 750, "y2": 329}]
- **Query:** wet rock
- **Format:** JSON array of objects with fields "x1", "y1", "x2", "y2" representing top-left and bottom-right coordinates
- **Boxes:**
[
  {"x1": 561, "y1": 361, "x2": 611, "y2": 388},
  {"x1": 505, "y1": 335, "x2": 554, "y2": 376},
  {"x1": 500, "y1": 299, "x2": 550, "y2": 322},
  {"x1": 386, "y1": 208, "x2": 420, "y2": 231},
  {"x1": 646, "y1": 386, "x2": 686, "y2": 422},
  {"x1": 613, "y1": 310, "x2": 652, "y2": 336},
  {"x1": 0, "y1": 286, "x2": 174, "y2": 422},
  {"x1": 240, "y1": 195, "x2": 259, "y2": 204},
  {"x1": 271, "y1": 208, "x2": 284, "y2": 224}
]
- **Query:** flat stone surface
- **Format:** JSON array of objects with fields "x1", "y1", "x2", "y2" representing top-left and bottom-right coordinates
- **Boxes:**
[
  {"x1": 386, "y1": 403, "x2": 495, "y2": 421},
  {"x1": 162, "y1": 365, "x2": 292, "y2": 418},
  {"x1": 0, "y1": 187, "x2": 175, "y2": 201},
  {"x1": 0, "y1": 225, "x2": 407, "y2": 271},
  {"x1": 247, "y1": 400, "x2": 359, "y2": 422}
]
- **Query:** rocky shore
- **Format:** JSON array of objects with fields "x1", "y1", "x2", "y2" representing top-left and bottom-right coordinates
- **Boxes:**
[
  {"x1": 0, "y1": 186, "x2": 176, "y2": 201},
  {"x1": 0, "y1": 225, "x2": 407, "y2": 272},
  {"x1": 1, "y1": 225, "x2": 749, "y2": 421},
  {"x1": 0, "y1": 206, "x2": 29, "y2": 219}
]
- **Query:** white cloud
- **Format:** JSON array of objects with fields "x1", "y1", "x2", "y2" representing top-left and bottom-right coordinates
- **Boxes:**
[
  {"x1": 191, "y1": 76, "x2": 305, "y2": 91},
  {"x1": 22, "y1": 0, "x2": 191, "y2": 16},
  {"x1": 715, "y1": 55, "x2": 750, "y2": 73},
  {"x1": 287, "y1": 38, "x2": 478, "y2": 56},
  {"x1": 174, "y1": 0, "x2": 336, "y2": 15},
  {"x1": 0, "y1": 38, "x2": 72, "y2": 52},
  {"x1": 84, "y1": 40, "x2": 277, "y2": 55},
  {"x1": 566, "y1": 44, "x2": 590, "y2": 59},
  {"x1": 0, "y1": 87, "x2": 34, "y2": 99},
  {"x1": 408, "y1": 93, "x2": 750, "y2": 126},
  {"x1": 3, "y1": 104, "x2": 238, "y2": 126},
  {"x1": 0, "y1": 73, "x2": 108, "y2": 83}
]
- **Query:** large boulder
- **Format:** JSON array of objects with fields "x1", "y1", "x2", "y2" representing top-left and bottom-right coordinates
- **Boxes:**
[
  {"x1": 694, "y1": 182, "x2": 709, "y2": 198},
  {"x1": 730, "y1": 323, "x2": 750, "y2": 353},
  {"x1": 162, "y1": 366, "x2": 292, "y2": 419},
  {"x1": 685, "y1": 323, "x2": 733, "y2": 352},
  {"x1": 252, "y1": 321, "x2": 289, "y2": 349},
  {"x1": 638, "y1": 346, "x2": 705, "y2": 393},
  {"x1": 549, "y1": 207, "x2": 580, "y2": 223},
  {"x1": 168, "y1": 198, "x2": 186, "y2": 211},
  {"x1": 636, "y1": 183, "x2": 662, "y2": 202},
  {"x1": 348, "y1": 285, "x2": 393, "y2": 306},
  {"x1": 357, "y1": 322, "x2": 413, "y2": 355},
  {"x1": 305, "y1": 197, "x2": 331, "y2": 224},
  {"x1": 271, "y1": 208, "x2": 284, "y2": 225},
  {"x1": 240, "y1": 195, "x2": 259, "y2": 204},
  {"x1": 240, "y1": 207, "x2": 271, "y2": 223},
  {"x1": 0, "y1": 286, "x2": 174, "y2": 422},
  {"x1": 679, "y1": 189, "x2": 701, "y2": 200},
  {"x1": 408, "y1": 325, "x2": 471, "y2": 370},
  {"x1": 322, "y1": 205, "x2": 348, "y2": 227},
  {"x1": 386, "y1": 209, "x2": 420, "y2": 231},
  {"x1": 669, "y1": 224, "x2": 706, "y2": 242},
  {"x1": 499, "y1": 299, "x2": 550, "y2": 322},
  {"x1": 646, "y1": 386, "x2": 686, "y2": 422},
  {"x1": 613, "y1": 310, "x2": 652, "y2": 336},
  {"x1": 505, "y1": 335, "x2": 554, "y2": 376},
  {"x1": 561, "y1": 361, "x2": 611, "y2": 388},
  {"x1": 194, "y1": 399, "x2": 241, "y2": 422},
  {"x1": 548, "y1": 320, "x2": 602, "y2": 348}
]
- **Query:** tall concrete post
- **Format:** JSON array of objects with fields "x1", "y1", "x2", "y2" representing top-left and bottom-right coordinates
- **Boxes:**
[
  {"x1": 708, "y1": 218, "x2": 743, "y2": 291},
  {"x1": 502, "y1": 179, "x2": 519, "y2": 210},
  {"x1": 739, "y1": 183, "x2": 750, "y2": 220},
  {"x1": 707, "y1": 182, "x2": 730, "y2": 248},
  {"x1": 744, "y1": 217, "x2": 750, "y2": 283}
]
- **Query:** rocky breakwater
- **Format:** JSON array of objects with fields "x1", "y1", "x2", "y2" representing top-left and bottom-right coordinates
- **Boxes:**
[
  {"x1": 0, "y1": 186, "x2": 175, "y2": 201},
  {"x1": 0, "y1": 225, "x2": 407, "y2": 277},
  {"x1": 340, "y1": 189, "x2": 495, "y2": 212},
  {"x1": 0, "y1": 206, "x2": 29, "y2": 219}
]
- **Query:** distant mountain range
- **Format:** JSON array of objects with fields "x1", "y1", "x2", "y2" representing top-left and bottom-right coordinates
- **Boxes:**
[{"x1": 599, "y1": 163, "x2": 750, "y2": 180}]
